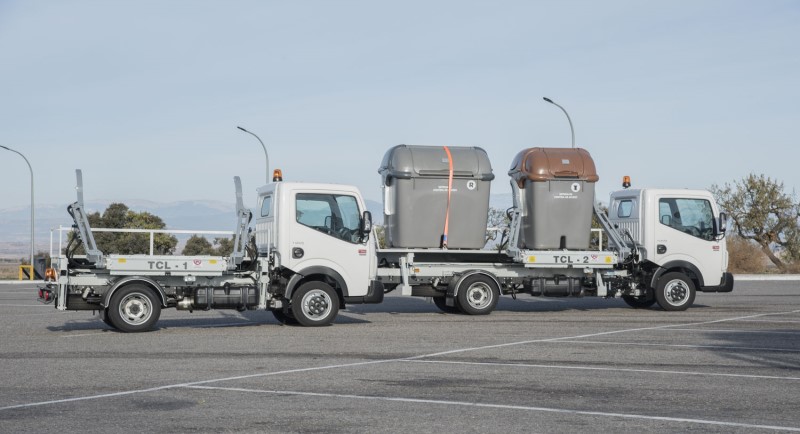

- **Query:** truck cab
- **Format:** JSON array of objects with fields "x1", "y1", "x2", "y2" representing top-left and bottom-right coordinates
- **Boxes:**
[
  {"x1": 609, "y1": 188, "x2": 733, "y2": 309},
  {"x1": 255, "y1": 182, "x2": 382, "y2": 325}
]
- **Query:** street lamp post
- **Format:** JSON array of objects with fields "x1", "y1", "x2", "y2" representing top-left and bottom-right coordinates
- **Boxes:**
[
  {"x1": 543, "y1": 97, "x2": 576, "y2": 148},
  {"x1": 0, "y1": 145, "x2": 34, "y2": 271},
  {"x1": 236, "y1": 126, "x2": 269, "y2": 184}
]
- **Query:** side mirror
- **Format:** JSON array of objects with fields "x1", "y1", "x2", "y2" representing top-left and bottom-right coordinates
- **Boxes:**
[
  {"x1": 718, "y1": 212, "x2": 727, "y2": 234},
  {"x1": 359, "y1": 211, "x2": 373, "y2": 240},
  {"x1": 660, "y1": 215, "x2": 671, "y2": 225}
]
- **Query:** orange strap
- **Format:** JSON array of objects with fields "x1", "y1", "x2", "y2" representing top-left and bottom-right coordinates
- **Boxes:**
[{"x1": 442, "y1": 146, "x2": 454, "y2": 249}]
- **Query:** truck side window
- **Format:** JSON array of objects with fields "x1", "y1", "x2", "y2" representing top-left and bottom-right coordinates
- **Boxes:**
[
  {"x1": 260, "y1": 195, "x2": 272, "y2": 217},
  {"x1": 617, "y1": 200, "x2": 633, "y2": 218},
  {"x1": 659, "y1": 198, "x2": 715, "y2": 240},
  {"x1": 296, "y1": 193, "x2": 361, "y2": 243}
]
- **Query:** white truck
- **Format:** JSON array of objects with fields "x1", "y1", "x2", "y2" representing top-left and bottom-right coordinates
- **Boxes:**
[{"x1": 39, "y1": 149, "x2": 733, "y2": 332}]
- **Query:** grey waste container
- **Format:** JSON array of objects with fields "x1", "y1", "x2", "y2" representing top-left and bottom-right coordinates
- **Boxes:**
[
  {"x1": 508, "y1": 147, "x2": 599, "y2": 250},
  {"x1": 379, "y1": 145, "x2": 494, "y2": 249}
]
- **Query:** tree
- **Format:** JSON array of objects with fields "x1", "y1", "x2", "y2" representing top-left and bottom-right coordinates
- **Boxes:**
[
  {"x1": 214, "y1": 237, "x2": 235, "y2": 256},
  {"x1": 590, "y1": 204, "x2": 609, "y2": 250},
  {"x1": 711, "y1": 174, "x2": 800, "y2": 272},
  {"x1": 725, "y1": 235, "x2": 767, "y2": 274},
  {"x1": 485, "y1": 207, "x2": 511, "y2": 251},
  {"x1": 374, "y1": 225, "x2": 386, "y2": 249},
  {"x1": 183, "y1": 235, "x2": 215, "y2": 255},
  {"x1": 182, "y1": 235, "x2": 235, "y2": 256},
  {"x1": 74, "y1": 203, "x2": 178, "y2": 255}
]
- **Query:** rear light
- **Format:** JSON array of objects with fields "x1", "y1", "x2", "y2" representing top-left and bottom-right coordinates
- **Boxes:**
[
  {"x1": 45, "y1": 267, "x2": 56, "y2": 281},
  {"x1": 38, "y1": 288, "x2": 53, "y2": 302}
]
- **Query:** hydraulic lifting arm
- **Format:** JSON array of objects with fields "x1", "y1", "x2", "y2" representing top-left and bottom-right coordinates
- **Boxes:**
[
  {"x1": 68, "y1": 170, "x2": 104, "y2": 266},
  {"x1": 228, "y1": 176, "x2": 252, "y2": 269}
]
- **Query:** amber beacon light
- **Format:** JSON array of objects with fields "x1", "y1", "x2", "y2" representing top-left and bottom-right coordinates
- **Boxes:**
[
  {"x1": 273, "y1": 169, "x2": 283, "y2": 182},
  {"x1": 622, "y1": 176, "x2": 631, "y2": 189}
]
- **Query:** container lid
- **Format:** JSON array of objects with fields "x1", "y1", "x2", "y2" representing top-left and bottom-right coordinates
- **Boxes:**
[
  {"x1": 379, "y1": 145, "x2": 495, "y2": 182},
  {"x1": 508, "y1": 147, "x2": 599, "y2": 186}
]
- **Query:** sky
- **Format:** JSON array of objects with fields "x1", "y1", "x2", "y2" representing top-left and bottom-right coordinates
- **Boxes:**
[{"x1": 1, "y1": 0, "x2": 799, "y2": 214}]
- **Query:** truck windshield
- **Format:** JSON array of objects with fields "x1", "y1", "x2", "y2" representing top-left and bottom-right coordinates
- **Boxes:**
[
  {"x1": 659, "y1": 198, "x2": 715, "y2": 240},
  {"x1": 296, "y1": 193, "x2": 361, "y2": 243}
]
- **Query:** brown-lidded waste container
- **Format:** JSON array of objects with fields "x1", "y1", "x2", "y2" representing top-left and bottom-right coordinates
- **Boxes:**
[{"x1": 508, "y1": 147, "x2": 599, "y2": 250}]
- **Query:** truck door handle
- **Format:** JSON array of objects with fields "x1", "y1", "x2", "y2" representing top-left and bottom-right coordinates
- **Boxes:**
[{"x1": 657, "y1": 244, "x2": 667, "y2": 254}]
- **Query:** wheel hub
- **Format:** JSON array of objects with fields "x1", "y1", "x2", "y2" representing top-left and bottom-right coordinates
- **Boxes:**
[
  {"x1": 466, "y1": 283, "x2": 491, "y2": 308},
  {"x1": 665, "y1": 280, "x2": 688, "y2": 304},
  {"x1": 302, "y1": 290, "x2": 331, "y2": 319},
  {"x1": 119, "y1": 294, "x2": 152, "y2": 325}
]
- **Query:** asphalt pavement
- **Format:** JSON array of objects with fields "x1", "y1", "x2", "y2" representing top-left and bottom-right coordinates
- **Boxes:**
[{"x1": 0, "y1": 280, "x2": 798, "y2": 433}]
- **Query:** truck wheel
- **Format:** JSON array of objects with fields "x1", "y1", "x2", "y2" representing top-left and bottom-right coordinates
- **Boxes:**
[
  {"x1": 100, "y1": 309, "x2": 117, "y2": 329},
  {"x1": 456, "y1": 274, "x2": 500, "y2": 315},
  {"x1": 622, "y1": 289, "x2": 656, "y2": 308},
  {"x1": 271, "y1": 308, "x2": 299, "y2": 325},
  {"x1": 655, "y1": 272, "x2": 696, "y2": 311},
  {"x1": 433, "y1": 296, "x2": 460, "y2": 314},
  {"x1": 107, "y1": 284, "x2": 161, "y2": 332},
  {"x1": 291, "y1": 281, "x2": 339, "y2": 327}
]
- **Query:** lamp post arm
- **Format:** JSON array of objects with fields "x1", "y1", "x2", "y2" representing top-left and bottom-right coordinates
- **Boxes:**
[
  {"x1": 237, "y1": 126, "x2": 269, "y2": 184},
  {"x1": 542, "y1": 97, "x2": 575, "y2": 148},
  {"x1": 0, "y1": 145, "x2": 34, "y2": 269}
]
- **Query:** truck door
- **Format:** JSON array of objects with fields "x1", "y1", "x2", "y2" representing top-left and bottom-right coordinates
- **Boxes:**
[
  {"x1": 653, "y1": 196, "x2": 725, "y2": 287},
  {"x1": 290, "y1": 192, "x2": 371, "y2": 296}
]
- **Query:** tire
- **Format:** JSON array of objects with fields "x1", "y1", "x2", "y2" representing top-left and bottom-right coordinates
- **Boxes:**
[
  {"x1": 455, "y1": 274, "x2": 500, "y2": 315},
  {"x1": 100, "y1": 309, "x2": 117, "y2": 329},
  {"x1": 271, "y1": 308, "x2": 299, "y2": 325},
  {"x1": 291, "y1": 281, "x2": 339, "y2": 327},
  {"x1": 107, "y1": 284, "x2": 161, "y2": 332},
  {"x1": 622, "y1": 289, "x2": 656, "y2": 308},
  {"x1": 654, "y1": 272, "x2": 696, "y2": 311},
  {"x1": 433, "y1": 296, "x2": 460, "y2": 314}
]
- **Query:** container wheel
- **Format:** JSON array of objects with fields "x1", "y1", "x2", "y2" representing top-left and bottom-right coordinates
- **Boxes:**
[
  {"x1": 107, "y1": 284, "x2": 161, "y2": 332},
  {"x1": 433, "y1": 296, "x2": 460, "y2": 314},
  {"x1": 291, "y1": 281, "x2": 339, "y2": 327},
  {"x1": 456, "y1": 274, "x2": 500, "y2": 315},
  {"x1": 654, "y1": 272, "x2": 696, "y2": 311}
]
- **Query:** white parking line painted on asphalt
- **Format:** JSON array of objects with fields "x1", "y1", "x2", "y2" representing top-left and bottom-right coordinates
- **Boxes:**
[
  {"x1": 2, "y1": 308, "x2": 798, "y2": 412},
  {"x1": 405, "y1": 359, "x2": 800, "y2": 381},
  {"x1": 737, "y1": 319, "x2": 800, "y2": 324},
  {"x1": 0, "y1": 304, "x2": 50, "y2": 307},
  {"x1": 0, "y1": 359, "x2": 396, "y2": 411},
  {"x1": 184, "y1": 385, "x2": 800, "y2": 432},
  {"x1": 554, "y1": 340, "x2": 800, "y2": 353},
  {"x1": 406, "y1": 309, "x2": 800, "y2": 360},
  {"x1": 655, "y1": 327, "x2": 800, "y2": 335}
]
